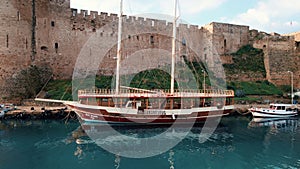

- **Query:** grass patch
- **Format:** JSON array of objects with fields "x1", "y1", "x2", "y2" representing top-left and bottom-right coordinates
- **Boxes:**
[
  {"x1": 227, "y1": 81, "x2": 283, "y2": 96},
  {"x1": 234, "y1": 96, "x2": 260, "y2": 102},
  {"x1": 44, "y1": 79, "x2": 73, "y2": 100}
]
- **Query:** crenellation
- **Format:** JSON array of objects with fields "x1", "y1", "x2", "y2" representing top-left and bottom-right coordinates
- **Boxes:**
[
  {"x1": 189, "y1": 25, "x2": 199, "y2": 30},
  {"x1": 145, "y1": 18, "x2": 155, "y2": 26},
  {"x1": 136, "y1": 17, "x2": 144, "y2": 24},
  {"x1": 179, "y1": 23, "x2": 188, "y2": 29},
  {"x1": 166, "y1": 22, "x2": 173, "y2": 29},
  {"x1": 109, "y1": 13, "x2": 118, "y2": 21},
  {"x1": 90, "y1": 11, "x2": 98, "y2": 19},
  {"x1": 127, "y1": 16, "x2": 136, "y2": 22},
  {"x1": 79, "y1": 9, "x2": 88, "y2": 18},
  {"x1": 71, "y1": 8, "x2": 77, "y2": 17},
  {"x1": 156, "y1": 19, "x2": 166, "y2": 26},
  {"x1": 100, "y1": 12, "x2": 108, "y2": 19}
]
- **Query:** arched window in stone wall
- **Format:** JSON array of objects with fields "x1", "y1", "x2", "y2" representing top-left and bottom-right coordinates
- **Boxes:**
[
  {"x1": 41, "y1": 46, "x2": 48, "y2": 51},
  {"x1": 182, "y1": 38, "x2": 186, "y2": 46},
  {"x1": 150, "y1": 35, "x2": 154, "y2": 44}
]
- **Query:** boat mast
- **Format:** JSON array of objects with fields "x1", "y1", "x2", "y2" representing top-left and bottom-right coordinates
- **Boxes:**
[
  {"x1": 288, "y1": 71, "x2": 294, "y2": 104},
  {"x1": 116, "y1": 0, "x2": 123, "y2": 94},
  {"x1": 171, "y1": 0, "x2": 178, "y2": 95}
]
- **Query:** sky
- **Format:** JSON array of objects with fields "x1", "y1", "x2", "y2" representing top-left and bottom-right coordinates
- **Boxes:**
[{"x1": 71, "y1": 0, "x2": 300, "y2": 34}]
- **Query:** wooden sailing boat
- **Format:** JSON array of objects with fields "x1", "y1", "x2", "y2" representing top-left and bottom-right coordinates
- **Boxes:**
[{"x1": 37, "y1": 0, "x2": 234, "y2": 124}]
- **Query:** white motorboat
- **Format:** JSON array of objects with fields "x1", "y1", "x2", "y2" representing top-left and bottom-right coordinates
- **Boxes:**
[{"x1": 249, "y1": 103, "x2": 298, "y2": 118}]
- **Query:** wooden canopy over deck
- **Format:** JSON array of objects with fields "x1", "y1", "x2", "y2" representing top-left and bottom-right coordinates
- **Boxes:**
[{"x1": 78, "y1": 88, "x2": 234, "y2": 99}]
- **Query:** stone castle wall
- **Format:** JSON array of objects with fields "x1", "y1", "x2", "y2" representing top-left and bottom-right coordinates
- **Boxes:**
[
  {"x1": 1, "y1": 0, "x2": 300, "y2": 95},
  {"x1": 252, "y1": 33, "x2": 300, "y2": 88}
]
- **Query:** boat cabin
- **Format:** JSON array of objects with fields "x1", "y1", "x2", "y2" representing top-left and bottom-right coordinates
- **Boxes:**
[
  {"x1": 269, "y1": 104, "x2": 296, "y2": 111},
  {"x1": 78, "y1": 89, "x2": 234, "y2": 111}
]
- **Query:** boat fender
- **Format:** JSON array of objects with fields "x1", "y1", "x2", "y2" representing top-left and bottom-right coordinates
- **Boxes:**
[{"x1": 172, "y1": 114, "x2": 176, "y2": 120}]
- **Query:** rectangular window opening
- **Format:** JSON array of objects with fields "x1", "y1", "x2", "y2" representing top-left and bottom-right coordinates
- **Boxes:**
[
  {"x1": 51, "y1": 21, "x2": 55, "y2": 27},
  {"x1": 6, "y1": 34, "x2": 9, "y2": 48},
  {"x1": 150, "y1": 35, "x2": 154, "y2": 44},
  {"x1": 25, "y1": 37, "x2": 28, "y2": 49},
  {"x1": 17, "y1": 11, "x2": 20, "y2": 21},
  {"x1": 55, "y1": 43, "x2": 58, "y2": 53}
]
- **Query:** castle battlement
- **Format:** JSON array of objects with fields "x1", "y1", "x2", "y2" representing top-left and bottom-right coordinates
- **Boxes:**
[{"x1": 69, "y1": 8, "x2": 205, "y2": 33}]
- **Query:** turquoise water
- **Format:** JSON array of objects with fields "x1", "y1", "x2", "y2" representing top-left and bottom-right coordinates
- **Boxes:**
[{"x1": 1, "y1": 116, "x2": 300, "y2": 169}]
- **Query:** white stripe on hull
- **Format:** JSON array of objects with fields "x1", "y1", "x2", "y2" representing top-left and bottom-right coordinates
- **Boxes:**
[{"x1": 251, "y1": 111, "x2": 298, "y2": 118}]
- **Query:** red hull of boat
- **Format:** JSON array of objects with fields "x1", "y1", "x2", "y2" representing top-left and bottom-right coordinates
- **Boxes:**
[{"x1": 68, "y1": 104, "x2": 232, "y2": 124}]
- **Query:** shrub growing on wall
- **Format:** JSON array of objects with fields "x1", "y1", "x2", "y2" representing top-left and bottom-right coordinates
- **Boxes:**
[{"x1": 5, "y1": 65, "x2": 52, "y2": 100}]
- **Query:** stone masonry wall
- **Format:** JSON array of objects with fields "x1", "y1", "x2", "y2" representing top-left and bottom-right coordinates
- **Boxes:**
[
  {"x1": 0, "y1": 0, "x2": 300, "y2": 97},
  {"x1": 253, "y1": 34, "x2": 300, "y2": 88}
]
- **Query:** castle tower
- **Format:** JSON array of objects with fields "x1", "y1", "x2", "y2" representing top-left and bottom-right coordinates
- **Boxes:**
[{"x1": 0, "y1": 0, "x2": 33, "y2": 82}]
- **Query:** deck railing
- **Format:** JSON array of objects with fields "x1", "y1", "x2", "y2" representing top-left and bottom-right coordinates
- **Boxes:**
[{"x1": 78, "y1": 88, "x2": 234, "y2": 97}]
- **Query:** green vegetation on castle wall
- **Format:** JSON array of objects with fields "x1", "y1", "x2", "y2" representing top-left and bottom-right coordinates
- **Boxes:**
[
  {"x1": 223, "y1": 45, "x2": 266, "y2": 76},
  {"x1": 5, "y1": 65, "x2": 52, "y2": 100},
  {"x1": 227, "y1": 81, "x2": 283, "y2": 96}
]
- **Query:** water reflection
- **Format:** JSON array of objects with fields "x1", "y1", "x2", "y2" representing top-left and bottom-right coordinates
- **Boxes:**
[
  {"x1": 248, "y1": 117, "x2": 299, "y2": 132},
  {"x1": 75, "y1": 122, "x2": 234, "y2": 156},
  {"x1": 1, "y1": 118, "x2": 299, "y2": 169}
]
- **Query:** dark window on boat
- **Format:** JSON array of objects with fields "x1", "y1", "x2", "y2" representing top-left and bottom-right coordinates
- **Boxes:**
[
  {"x1": 127, "y1": 102, "x2": 132, "y2": 107},
  {"x1": 51, "y1": 21, "x2": 55, "y2": 27},
  {"x1": 276, "y1": 106, "x2": 284, "y2": 110}
]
